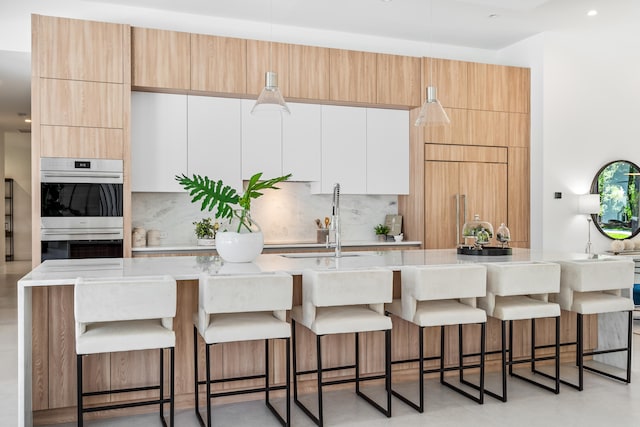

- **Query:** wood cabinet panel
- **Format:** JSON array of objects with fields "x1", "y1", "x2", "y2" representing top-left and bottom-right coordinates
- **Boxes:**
[
  {"x1": 32, "y1": 288, "x2": 49, "y2": 411},
  {"x1": 34, "y1": 14, "x2": 125, "y2": 83},
  {"x1": 329, "y1": 49, "x2": 377, "y2": 104},
  {"x1": 460, "y1": 162, "x2": 508, "y2": 238},
  {"x1": 507, "y1": 66, "x2": 530, "y2": 113},
  {"x1": 40, "y1": 126, "x2": 123, "y2": 159},
  {"x1": 508, "y1": 113, "x2": 530, "y2": 147},
  {"x1": 423, "y1": 57, "x2": 468, "y2": 109},
  {"x1": 425, "y1": 144, "x2": 507, "y2": 163},
  {"x1": 377, "y1": 53, "x2": 421, "y2": 107},
  {"x1": 468, "y1": 62, "x2": 509, "y2": 111},
  {"x1": 246, "y1": 40, "x2": 290, "y2": 97},
  {"x1": 423, "y1": 108, "x2": 468, "y2": 145},
  {"x1": 508, "y1": 147, "x2": 530, "y2": 245},
  {"x1": 289, "y1": 44, "x2": 330, "y2": 100},
  {"x1": 191, "y1": 34, "x2": 246, "y2": 94},
  {"x1": 132, "y1": 27, "x2": 190, "y2": 90},
  {"x1": 468, "y1": 110, "x2": 508, "y2": 146},
  {"x1": 47, "y1": 286, "x2": 76, "y2": 409},
  {"x1": 40, "y1": 79, "x2": 123, "y2": 128},
  {"x1": 425, "y1": 161, "x2": 459, "y2": 249}
]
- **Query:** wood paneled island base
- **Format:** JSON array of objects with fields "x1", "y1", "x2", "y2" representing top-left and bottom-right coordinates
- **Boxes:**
[{"x1": 19, "y1": 251, "x2": 599, "y2": 425}]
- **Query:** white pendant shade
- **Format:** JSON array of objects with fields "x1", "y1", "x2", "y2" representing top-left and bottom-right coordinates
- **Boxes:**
[
  {"x1": 414, "y1": 86, "x2": 450, "y2": 126},
  {"x1": 251, "y1": 71, "x2": 290, "y2": 115}
]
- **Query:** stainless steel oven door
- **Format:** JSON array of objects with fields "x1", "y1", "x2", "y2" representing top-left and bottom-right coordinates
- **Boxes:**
[{"x1": 40, "y1": 221, "x2": 124, "y2": 241}]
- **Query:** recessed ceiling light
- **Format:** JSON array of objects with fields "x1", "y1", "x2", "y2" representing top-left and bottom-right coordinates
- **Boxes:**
[
  {"x1": 381, "y1": 0, "x2": 392, "y2": 2},
  {"x1": 587, "y1": 10, "x2": 598, "y2": 17},
  {"x1": 488, "y1": 13, "x2": 499, "y2": 19}
]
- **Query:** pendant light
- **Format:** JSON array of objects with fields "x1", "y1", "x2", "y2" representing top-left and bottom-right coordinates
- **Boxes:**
[
  {"x1": 415, "y1": 0, "x2": 449, "y2": 126},
  {"x1": 251, "y1": 0, "x2": 290, "y2": 115}
]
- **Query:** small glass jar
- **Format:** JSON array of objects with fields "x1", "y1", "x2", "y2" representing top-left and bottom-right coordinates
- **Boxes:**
[
  {"x1": 462, "y1": 214, "x2": 494, "y2": 247},
  {"x1": 496, "y1": 223, "x2": 511, "y2": 248}
]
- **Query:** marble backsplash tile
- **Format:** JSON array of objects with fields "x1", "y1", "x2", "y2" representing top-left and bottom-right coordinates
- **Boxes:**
[{"x1": 132, "y1": 182, "x2": 399, "y2": 245}]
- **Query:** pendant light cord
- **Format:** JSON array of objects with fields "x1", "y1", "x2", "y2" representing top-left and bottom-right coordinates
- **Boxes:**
[
  {"x1": 269, "y1": 0, "x2": 273, "y2": 71},
  {"x1": 429, "y1": 0, "x2": 433, "y2": 87}
]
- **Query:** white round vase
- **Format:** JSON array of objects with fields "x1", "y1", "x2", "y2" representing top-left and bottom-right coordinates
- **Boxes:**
[{"x1": 215, "y1": 209, "x2": 264, "y2": 263}]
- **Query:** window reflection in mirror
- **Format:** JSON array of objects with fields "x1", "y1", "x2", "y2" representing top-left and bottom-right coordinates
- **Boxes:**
[{"x1": 590, "y1": 160, "x2": 640, "y2": 240}]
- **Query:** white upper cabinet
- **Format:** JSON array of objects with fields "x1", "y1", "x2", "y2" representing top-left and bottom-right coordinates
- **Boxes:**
[
  {"x1": 366, "y1": 108, "x2": 409, "y2": 194},
  {"x1": 131, "y1": 92, "x2": 187, "y2": 192},
  {"x1": 317, "y1": 105, "x2": 367, "y2": 194},
  {"x1": 188, "y1": 96, "x2": 242, "y2": 191},
  {"x1": 282, "y1": 102, "x2": 321, "y2": 181},
  {"x1": 241, "y1": 99, "x2": 282, "y2": 180}
]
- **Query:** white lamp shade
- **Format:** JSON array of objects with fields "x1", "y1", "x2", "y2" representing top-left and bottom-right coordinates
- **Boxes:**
[{"x1": 578, "y1": 194, "x2": 600, "y2": 215}]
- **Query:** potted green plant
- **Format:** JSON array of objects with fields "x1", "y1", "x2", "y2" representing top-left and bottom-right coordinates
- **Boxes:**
[
  {"x1": 374, "y1": 224, "x2": 390, "y2": 241},
  {"x1": 176, "y1": 172, "x2": 291, "y2": 262},
  {"x1": 193, "y1": 217, "x2": 219, "y2": 246}
]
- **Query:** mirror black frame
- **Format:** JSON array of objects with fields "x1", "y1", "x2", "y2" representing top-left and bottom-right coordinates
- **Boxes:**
[{"x1": 590, "y1": 159, "x2": 640, "y2": 240}]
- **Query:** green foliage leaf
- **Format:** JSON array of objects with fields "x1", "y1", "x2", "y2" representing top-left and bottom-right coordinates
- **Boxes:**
[{"x1": 175, "y1": 173, "x2": 239, "y2": 219}]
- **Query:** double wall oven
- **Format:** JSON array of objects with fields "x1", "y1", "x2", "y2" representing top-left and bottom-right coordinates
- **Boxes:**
[{"x1": 40, "y1": 158, "x2": 124, "y2": 261}]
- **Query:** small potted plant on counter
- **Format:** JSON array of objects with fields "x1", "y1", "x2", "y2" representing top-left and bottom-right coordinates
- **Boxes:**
[
  {"x1": 374, "y1": 224, "x2": 390, "y2": 241},
  {"x1": 194, "y1": 217, "x2": 218, "y2": 246}
]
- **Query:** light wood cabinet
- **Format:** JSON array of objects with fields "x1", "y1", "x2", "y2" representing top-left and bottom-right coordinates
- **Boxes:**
[
  {"x1": 467, "y1": 110, "x2": 508, "y2": 146},
  {"x1": 40, "y1": 126, "x2": 123, "y2": 159},
  {"x1": 40, "y1": 79, "x2": 124, "y2": 128},
  {"x1": 329, "y1": 49, "x2": 377, "y2": 104},
  {"x1": 247, "y1": 40, "x2": 290, "y2": 97},
  {"x1": 132, "y1": 27, "x2": 190, "y2": 90},
  {"x1": 366, "y1": 108, "x2": 409, "y2": 194},
  {"x1": 377, "y1": 53, "x2": 421, "y2": 107},
  {"x1": 34, "y1": 15, "x2": 125, "y2": 83},
  {"x1": 507, "y1": 66, "x2": 530, "y2": 113},
  {"x1": 191, "y1": 34, "x2": 247, "y2": 94},
  {"x1": 423, "y1": 57, "x2": 469, "y2": 109},
  {"x1": 508, "y1": 147, "x2": 530, "y2": 246},
  {"x1": 131, "y1": 92, "x2": 187, "y2": 192},
  {"x1": 289, "y1": 44, "x2": 330, "y2": 100},
  {"x1": 188, "y1": 96, "x2": 242, "y2": 191},
  {"x1": 423, "y1": 108, "x2": 468, "y2": 145},
  {"x1": 468, "y1": 62, "x2": 530, "y2": 113},
  {"x1": 508, "y1": 113, "x2": 530, "y2": 147},
  {"x1": 424, "y1": 158, "x2": 507, "y2": 249}
]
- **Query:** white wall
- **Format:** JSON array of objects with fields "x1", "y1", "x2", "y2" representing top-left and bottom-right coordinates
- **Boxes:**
[{"x1": 4, "y1": 132, "x2": 31, "y2": 261}]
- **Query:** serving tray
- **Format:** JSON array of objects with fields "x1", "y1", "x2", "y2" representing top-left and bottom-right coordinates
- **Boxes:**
[{"x1": 457, "y1": 246, "x2": 512, "y2": 256}]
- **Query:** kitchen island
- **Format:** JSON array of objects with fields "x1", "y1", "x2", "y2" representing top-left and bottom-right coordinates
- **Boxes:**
[{"x1": 18, "y1": 249, "x2": 602, "y2": 426}]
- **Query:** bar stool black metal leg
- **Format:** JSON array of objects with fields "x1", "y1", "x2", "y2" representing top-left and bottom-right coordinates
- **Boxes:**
[
  {"x1": 194, "y1": 326, "x2": 200, "y2": 421},
  {"x1": 77, "y1": 354, "x2": 83, "y2": 427},
  {"x1": 458, "y1": 324, "x2": 464, "y2": 382},
  {"x1": 531, "y1": 318, "x2": 536, "y2": 372},
  {"x1": 355, "y1": 332, "x2": 360, "y2": 393},
  {"x1": 317, "y1": 334, "x2": 324, "y2": 427},
  {"x1": 205, "y1": 343, "x2": 212, "y2": 427},
  {"x1": 577, "y1": 313, "x2": 584, "y2": 391},
  {"x1": 554, "y1": 315, "x2": 560, "y2": 394},
  {"x1": 508, "y1": 320, "x2": 514, "y2": 377},
  {"x1": 265, "y1": 339, "x2": 270, "y2": 406},
  {"x1": 385, "y1": 329, "x2": 392, "y2": 415},
  {"x1": 160, "y1": 348, "x2": 164, "y2": 421},
  {"x1": 419, "y1": 326, "x2": 424, "y2": 412},
  {"x1": 502, "y1": 320, "x2": 508, "y2": 401},
  {"x1": 440, "y1": 325, "x2": 445, "y2": 383},
  {"x1": 626, "y1": 310, "x2": 633, "y2": 383},
  {"x1": 479, "y1": 322, "x2": 486, "y2": 404},
  {"x1": 292, "y1": 320, "x2": 299, "y2": 402},
  {"x1": 286, "y1": 337, "x2": 291, "y2": 426}
]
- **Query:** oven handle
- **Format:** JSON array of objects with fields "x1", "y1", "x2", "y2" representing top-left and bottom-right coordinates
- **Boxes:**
[
  {"x1": 41, "y1": 229, "x2": 124, "y2": 241},
  {"x1": 41, "y1": 171, "x2": 123, "y2": 183}
]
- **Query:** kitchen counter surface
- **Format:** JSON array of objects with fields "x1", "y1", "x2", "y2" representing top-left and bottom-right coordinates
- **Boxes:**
[
  {"x1": 20, "y1": 248, "x2": 597, "y2": 287},
  {"x1": 131, "y1": 239, "x2": 422, "y2": 254}
]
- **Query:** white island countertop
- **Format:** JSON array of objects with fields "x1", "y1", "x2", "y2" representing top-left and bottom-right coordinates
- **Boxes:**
[{"x1": 19, "y1": 248, "x2": 599, "y2": 287}]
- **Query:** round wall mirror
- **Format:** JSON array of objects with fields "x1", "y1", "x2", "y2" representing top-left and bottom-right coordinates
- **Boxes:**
[{"x1": 590, "y1": 160, "x2": 640, "y2": 239}]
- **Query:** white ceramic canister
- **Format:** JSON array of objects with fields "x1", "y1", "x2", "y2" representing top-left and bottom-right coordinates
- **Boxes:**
[
  {"x1": 147, "y1": 229, "x2": 161, "y2": 247},
  {"x1": 132, "y1": 227, "x2": 146, "y2": 247}
]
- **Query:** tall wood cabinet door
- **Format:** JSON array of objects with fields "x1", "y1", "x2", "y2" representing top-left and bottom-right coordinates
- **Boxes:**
[
  {"x1": 191, "y1": 34, "x2": 246, "y2": 94},
  {"x1": 507, "y1": 67, "x2": 530, "y2": 113},
  {"x1": 459, "y1": 162, "x2": 508, "y2": 243},
  {"x1": 188, "y1": 96, "x2": 242, "y2": 191},
  {"x1": 508, "y1": 113, "x2": 530, "y2": 147},
  {"x1": 34, "y1": 14, "x2": 125, "y2": 83},
  {"x1": 247, "y1": 40, "x2": 290, "y2": 97},
  {"x1": 131, "y1": 92, "x2": 187, "y2": 192},
  {"x1": 241, "y1": 99, "x2": 283, "y2": 180},
  {"x1": 423, "y1": 58, "x2": 468, "y2": 109},
  {"x1": 282, "y1": 102, "x2": 321, "y2": 182},
  {"x1": 377, "y1": 53, "x2": 421, "y2": 107},
  {"x1": 132, "y1": 27, "x2": 190, "y2": 90},
  {"x1": 424, "y1": 161, "x2": 460, "y2": 249},
  {"x1": 468, "y1": 62, "x2": 510, "y2": 112},
  {"x1": 289, "y1": 44, "x2": 330, "y2": 101},
  {"x1": 329, "y1": 49, "x2": 377, "y2": 104},
  {"x1": 508, "y1": 147, "x2": 530, "y2": 246}
]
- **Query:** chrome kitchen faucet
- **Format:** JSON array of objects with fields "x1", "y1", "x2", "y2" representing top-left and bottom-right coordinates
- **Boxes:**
[{"x1": 326, "y1": 183, "x2": 342, "y2": 258}]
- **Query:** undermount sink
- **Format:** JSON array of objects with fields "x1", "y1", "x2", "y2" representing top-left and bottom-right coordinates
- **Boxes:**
[{"x1": 279, "y1": 252, "x2": 374, "y2": 259}]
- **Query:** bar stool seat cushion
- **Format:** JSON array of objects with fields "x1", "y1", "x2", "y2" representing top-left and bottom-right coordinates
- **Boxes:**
[
  {"x1": 76, "y1": 319, "x2": 175, "y2": 355},
  {"x1": 386, "y1": 299, "x2": 486, "y2": 327},
  {"x1": 195, "y1": 312, "x2": 291, "y2": 344},
  {"x1": 291, "y1": 305, "x2": 392, "y2": 336},
  {"x1": 569, "y1": 291, "x2": 634, "y2": 315},
  {"x1": 493, "y1": 295, "x2": 560, "y2": 321}
]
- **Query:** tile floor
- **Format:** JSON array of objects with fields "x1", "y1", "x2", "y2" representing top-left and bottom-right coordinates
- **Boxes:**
[{"x1": 2, "y1": 260, "x2": 640, "y2": 426}]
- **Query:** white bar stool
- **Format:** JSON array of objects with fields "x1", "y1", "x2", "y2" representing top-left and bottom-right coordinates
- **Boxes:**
[
  {"x1": 194, "y1": 272, "x2": 293, "y2": 427},
  {"x1": 74, "y1": 275, "x2": 177, "y2": 427},
  {"x1": 478, "y1": 261, "x2": 561, "y2": 402},
  {"x1": 386, "y1": 264, "x2": 487, "y2": 412},
  {"x1": 291, "y1": 268, "x2": 393, "y2": 427},
  {"x1": 552, "y1": 258, "x2": 634, "y2": 390}
]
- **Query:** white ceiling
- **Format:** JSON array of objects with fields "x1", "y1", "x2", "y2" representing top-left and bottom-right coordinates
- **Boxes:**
[{"x1": 0, "y1": 0, "x2": 638, "y2": 133}]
